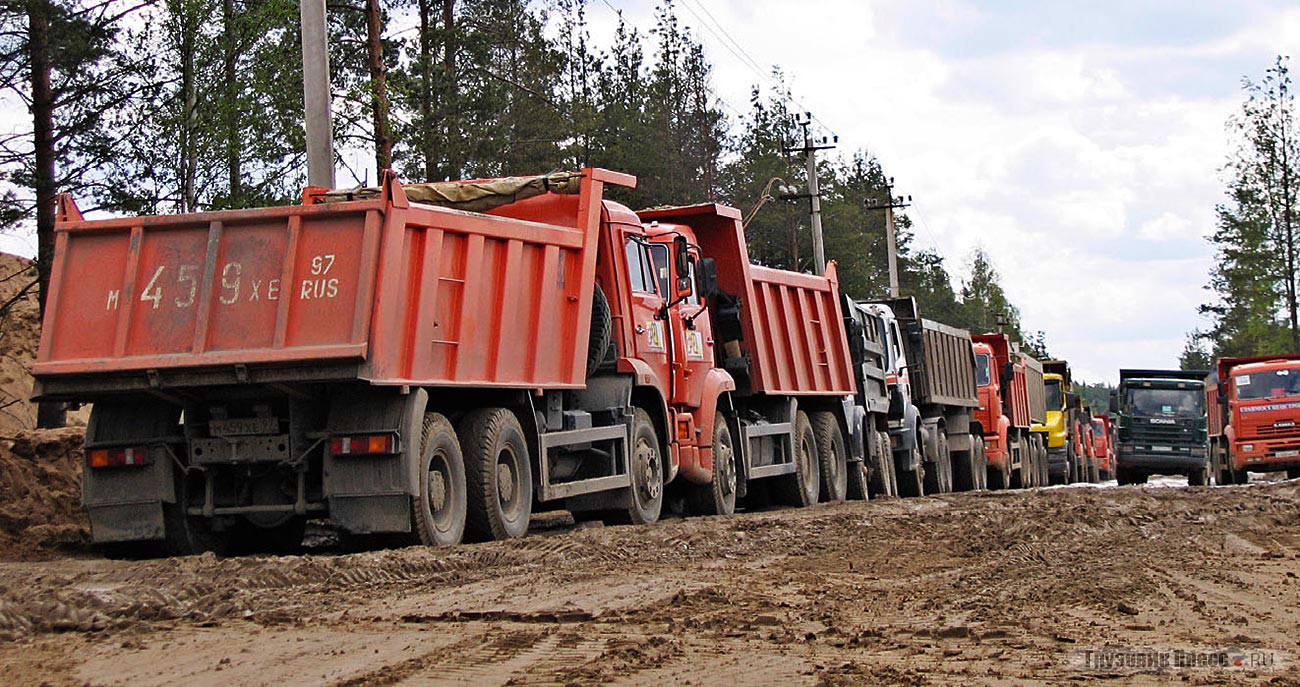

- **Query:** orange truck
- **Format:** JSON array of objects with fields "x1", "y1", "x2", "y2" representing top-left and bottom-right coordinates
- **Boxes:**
[
  {"x1": 1207, "y1": 355, "x2": 1300, "y2": 484},
  {"x1": 1092, "y1": 414, "x2": 1116, "y2": 480},
  {"x1": 971, "y1": 334, "x2": 1047, "y2": 489},
  {"x1": 33, "y1": 169, "x2": 861, "y2": 556}
]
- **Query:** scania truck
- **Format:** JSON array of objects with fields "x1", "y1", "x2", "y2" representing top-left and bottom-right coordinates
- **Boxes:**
[{"x1": 1112, "y1": 369, "x2": 1209, "y2": 485}]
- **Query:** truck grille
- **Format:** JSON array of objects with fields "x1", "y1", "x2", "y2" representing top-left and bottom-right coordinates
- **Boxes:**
[
  {"x1": 1130, "y1": 425, "x2": 1197, "y2": 443},
  {"x1": 1243, "y1": 423, "x2": 1300, "y2": 439}
]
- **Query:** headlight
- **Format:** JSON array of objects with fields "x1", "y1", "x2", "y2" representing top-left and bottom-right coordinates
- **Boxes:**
[{"x1": 1241, "y1": 443, "x2": 1254, "y2": 452}]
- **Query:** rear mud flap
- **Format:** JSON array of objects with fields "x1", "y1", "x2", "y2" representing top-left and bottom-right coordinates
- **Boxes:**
[
  {"x1": 329, "y1": 495, "x2": 411, "y2": 534},
  {"x1": 88, "y1": 502, "x2": 165, "y2": 543}
]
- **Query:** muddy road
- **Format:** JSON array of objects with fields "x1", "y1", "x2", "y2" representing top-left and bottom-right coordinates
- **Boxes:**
[{"x1": 2, "y1": 481, "x2": 1299, "y2": 686}]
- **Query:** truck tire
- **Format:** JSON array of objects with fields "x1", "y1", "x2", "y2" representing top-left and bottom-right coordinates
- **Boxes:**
[
  {"x1": 864, "y1": 428, "x2": 895, "y2": 498},
  {"x1": 924, "y1": 431, "x2": 953, "y2": 495},
  {"x1": 895, "y1": 446, "x2": 924, "y2": 498},
  {"x1": 586, "y1": 283, "x2": 613, "y2": 378},
  {"x1": 811, "y1": 411, "x2": 848, "y2": 502},
  {"x1": 1187, "y1": 465, "x2": 1208, "y2": 487},
  {"x1": 1288, "y1": 468, "x2": 1300, "y2": 480},
  {"x1": 1087, "y1": 457, "x2": 1100, "y2": 483},
  {"x1": 774, "y1": 411, "x2": 820, "y2": 507},
  {"x1": 459, "y1": 408, "x2": 533, "y2": 541},
  {"x1": 989, "y1": 459, "x2": 1009, "y2": 490},
  {"x1": 689, "y1": 413, "x2": 737, "y2": 516},
  {"x1": 408, "y1": 413, "x2": 467, "y2": 546},
  {"x1": 973, "y1": 437, "x2": 988, "y2": 490},
  {"x1": 614, "y1": 408, "x2": 664, "y2": 525},
  {"x1": 1038, "y1": 440, "x2": 1050, "y2": 486}
]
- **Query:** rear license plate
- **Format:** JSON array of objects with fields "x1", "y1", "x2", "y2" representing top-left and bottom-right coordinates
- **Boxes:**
[
  {"x1": 209, "y1": 417, "x2": 279, "y2": 436},
  {"x1": 1276, "y1": 449, "x2": 1299, "y2": 458},
  {"x1": 1150, "y1": 445, "x2": 1172, "y2": 452}
]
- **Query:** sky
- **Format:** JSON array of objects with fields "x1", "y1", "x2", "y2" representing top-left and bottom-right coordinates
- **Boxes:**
[
  {"x1": 2, "y1": 1, "x2": 1296, "y2": 385},
  {"x1": 580, "y1": 0, "x2": 1300, "y2": 384}
]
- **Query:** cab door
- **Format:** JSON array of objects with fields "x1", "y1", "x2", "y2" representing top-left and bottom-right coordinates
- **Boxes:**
[{"x1": 622, "y1": 233, "x2": 671, "y2": 387}]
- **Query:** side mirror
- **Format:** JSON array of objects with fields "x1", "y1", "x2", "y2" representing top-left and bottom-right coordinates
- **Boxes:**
[
  {"x1": 696, "y1": 257, "x2": 718, "y2": 300},
  {"x1": 1108, "y1": 393, "x2": 1119, "y2": 413},
  {"x1": 673, "y1": 236, "x2": 692, "y2": 300}
]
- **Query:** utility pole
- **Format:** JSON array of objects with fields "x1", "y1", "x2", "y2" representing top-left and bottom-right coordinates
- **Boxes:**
[
  {"x1": 782, "y1": 114, "x2": 836, "y2": 276},
  {"x1": 300, "y1": 0, "x2": 335, "y2": 188},
  {"x1": 865, "y1": 179, "x2": 910, "y2": 298}
]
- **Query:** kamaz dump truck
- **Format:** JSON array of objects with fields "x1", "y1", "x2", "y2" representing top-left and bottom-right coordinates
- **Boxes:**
[
  {"x1": 1207, "y1": 355, "x2": 1300, "y2": 484},
  {"x1": 34, "y1": 169, "x2": 862, "y2": 556},
  {"x1": 1112, "y1": 369, "x2": 1209, "y2": 485},
  {"x1": 972, "y1": 334, "x2": 1047, "y2": 490}
]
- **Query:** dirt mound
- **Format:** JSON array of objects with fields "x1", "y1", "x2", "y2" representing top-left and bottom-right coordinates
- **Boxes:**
[
  {"x1": 0, "y1": 427, "x2": 89, "y2": 559},
  {"x1": 0, "y1": 252, "x2": 40, "y2": 435}
]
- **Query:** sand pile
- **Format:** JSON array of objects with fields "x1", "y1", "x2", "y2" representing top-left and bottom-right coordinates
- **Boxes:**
[{"x1": 0, "y1": 427, "x2": 89, "y2": 559}]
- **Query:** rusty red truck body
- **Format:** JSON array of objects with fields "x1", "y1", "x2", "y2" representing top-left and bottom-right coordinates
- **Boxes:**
[
  {"x1": 34, "y1": 169, "x2": 863, "y2": 555},
  {"x1": 1208, "y1": 355, "x2": 1300, "y2": 484},
  {"x1": 972, "y1": 334, "x2": 1047, "y2": 490}
]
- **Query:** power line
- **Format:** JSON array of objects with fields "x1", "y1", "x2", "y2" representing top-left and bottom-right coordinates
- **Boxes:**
[
  {"x1": 676, "y1": 0, "x2": 839, "y2": 140},
  {"x1": 591, "y1": 0, "x2": 747, "y2": 121}
]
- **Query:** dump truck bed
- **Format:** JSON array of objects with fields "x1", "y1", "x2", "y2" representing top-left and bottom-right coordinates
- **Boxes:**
[
  {"x1": 636, "y1": 204, "x2": 854, "y2": 397},
  {"x1": 1023, "y1": 354, "x2": 1047, "y2": 425},
  {"x1": 34, "y1": 169, "x2": 633, "y2": 399}
]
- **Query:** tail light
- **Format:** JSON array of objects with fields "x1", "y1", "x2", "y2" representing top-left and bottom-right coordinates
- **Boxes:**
[
  {"x1": 86, "y1": 446, "x2": 151, "y2": 468},
  {"x1": 331, "y1": 433, "x2": 398, "y2": 456},
  {"x1": 885, "y1": 373, "x2": 899, "y2": 386}
]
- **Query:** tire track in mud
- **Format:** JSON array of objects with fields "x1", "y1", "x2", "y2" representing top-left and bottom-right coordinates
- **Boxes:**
[{"x1": 5, "y1": 480, "x2": 1300, "y2": 687}]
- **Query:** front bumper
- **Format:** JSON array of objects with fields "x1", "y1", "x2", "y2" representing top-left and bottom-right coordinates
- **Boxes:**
[
  {"x1": 1231, "y1": 437, "x2": 1300, "y2": 470},
  {"x1": 1117, "y1": 449, "x2": 1204, "y2": 472}
]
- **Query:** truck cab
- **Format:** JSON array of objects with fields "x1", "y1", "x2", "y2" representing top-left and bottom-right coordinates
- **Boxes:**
[
  {"x1": 972, "y1": 341, "x2": 1006, "y2": 464},
  {"x1": 1092, "y1": 415, "x2": 1115, "y2": 480},
  {"x1": 1042, "y1": 372, "x2": 1070, "y2": 482},
  {"x1": 1114, "y1": 369, "x2": 1209, "y2": 486},
  {"x1": 859, "y1": 301, "x2": 922, "y2": 489},
  {"x1": 1209, "y1": 356, "x2": 1300, "y2": 483}
]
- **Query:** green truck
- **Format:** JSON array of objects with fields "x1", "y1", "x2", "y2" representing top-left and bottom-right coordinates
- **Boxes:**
[{"x1": 1111, "y1": 369, "x2": 1210, "y2": 485}]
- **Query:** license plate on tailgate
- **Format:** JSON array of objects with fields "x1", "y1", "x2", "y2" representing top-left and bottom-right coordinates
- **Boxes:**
[{"x1": 210, "y1": 417, "x2": 279, "y2": 436}]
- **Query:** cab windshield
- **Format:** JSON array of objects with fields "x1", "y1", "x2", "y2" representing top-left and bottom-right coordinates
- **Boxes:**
[
  {"x1": 1045, "y1": 379, "x2": 1063, "y2": 410},
  {"x1": 975, "y1": 353, "x2": 991, "y2": 386},
  {"x1": 1126, "y1": 387, "x2": 1204, "y2": 417},
  {"x1": 1235, "y1": 368, "x2": 1300, "y2": 400}
]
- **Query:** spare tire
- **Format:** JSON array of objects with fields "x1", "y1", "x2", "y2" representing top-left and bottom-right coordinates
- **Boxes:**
[{"x1": 587, "y1": 283, "x2": 613, "y2": 377}]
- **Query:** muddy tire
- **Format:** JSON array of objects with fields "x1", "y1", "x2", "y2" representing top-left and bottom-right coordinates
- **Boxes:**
[
  {"x1": 460, "y1": 408, "x2": 533, "y2": 542},
  {"x1": 586, "y1": 283, "x2": 613, "y2": 377},
  {"x1": 924, "y1": 431, "x2": 953, "y2": 495},
  {"x1": 811, "y1": 412, "x2": 848, "y2": 502},
  {"x1": 863, "y1": 427, "x2": 895, "y2": 499},
  {"x1": 1187, "y1": 466, "x2": 1208, "y2": 487},
  {"x1": 1287, "y1": 468, "x2": 1300, "y2": 480},
  {"x1": 613, "y1": 408, "x2": 664, "y2": 525},
  {"x1": 690, "y1": 413, "x2": 738, "y2": 516},
  {"x1": 774, "y1": 411, "x2": 820, "y2": 507},
  {"x1": 895, "y1": 445, "x2": 924, "y2": 498},
  {"x1": 973, "y1": 437, "x2": 988, "y2": 490},
  {"x1": 989, "y1": 458, "x2": 1009, "y2": 490},
  {"x1": 407, "y1": 413, "x2": 467, "y2": 546}
]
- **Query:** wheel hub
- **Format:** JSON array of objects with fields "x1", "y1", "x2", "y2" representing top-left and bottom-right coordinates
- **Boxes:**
[
  {"x1": 497, "y1": 460, "x2": 516, "y2": 504},
  {"x1": 635, "y1": 439, "x2": 661, "y2": 500},
  {"x1": 718, "y1": 442, "x2": 736, "y2": 496},
  {"x1": 428, "y1": 468, "x2": 447, "y2": 513}
]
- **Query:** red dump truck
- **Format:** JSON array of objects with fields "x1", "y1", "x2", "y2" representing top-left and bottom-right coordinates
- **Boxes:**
[
  {"x1": 1208, "y1": 355, "x2": 1300, "y2": 484},
  {"x1": 34, "y1": 169, "x2": 860, "y2": 556},
  {"x1": 972, "y1": 334, "x2": 1047, "y2": 490}
]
